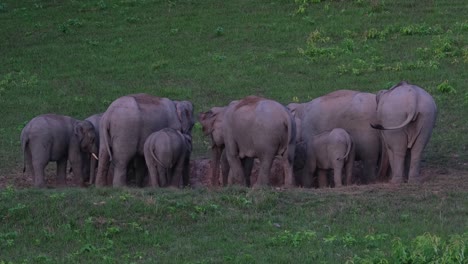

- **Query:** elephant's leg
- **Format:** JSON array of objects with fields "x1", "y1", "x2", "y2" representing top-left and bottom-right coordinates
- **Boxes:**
[
  {"x1": 332, "y1": 161, "x2": 344, "y2": 188},
  {"x1": 96, "y1": 147, "x2": 110, "y2": 187},
  {"x1": 211, "y1": 147, "x2": 222, "y2": 186},
  {"x1": 302, "y1": 159, "x2": 316, "y2": 188},
  {"x1": 226, "y1": 152, "x2": 244, "y2": 186},
  {"x1": 387, "y1": 148, "x2": 406, "y2": 184},
  {"x1": 24, "y1": 147, "x2": 34, "y2": 180},
  {"x1": 89, "y1": 156, "x2": 97, "y2": 184},
  {"x1": 31, "y1": 157, "x2": 47, "y2": 188},
  {"x1": 407, "y1": 149, "x2": 422, "y2": 184},
  {"x1": 255, "y1": 155, "x2": 274, "y2": 187},
  {"x1": 382, "y1": 131, "x2": 408, "y2": 184},
  {"x1": 56, "y1": 158, "x2": 68, "y2": 186},
  {"x1": 112, "y1": 157, "x2": 132, "y2": 187},
  {"x1": 241, "y1": 157, "x2": 254, "y2": 187},
  {"x1": 220, "y1": 149, "x2": 230, "y2": 186},
  {"x1": 157, "y1": 166, "x2": 168, "y2": 187},
  {"x1": 182, "y1": 154, "x2": 191, "y2": 187},
  {"x1": 317, "y1": 169, "x2": 328, "y2": 188},
  {"x1": 145, "y1": 155, "x2": 159, "y2": 187},
  {"x1": 344, "y1": 156, "x2": 354, "y2": 186},
  {"x1": 29, "y1": 143, "x2": 49, "y2": 188},
  {"x1": 170, "y1": 158, "x2": 185, "y2": 188},
  {"x1": 282, "y1": 156, "x2": 295, "y2": 188}
]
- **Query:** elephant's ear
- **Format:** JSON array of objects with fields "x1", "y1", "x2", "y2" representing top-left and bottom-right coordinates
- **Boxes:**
[
  {"x1": 176, "y1": 101, "x2": 195, "y2": 134},
  {"x1": 74, "y1": 122, "x2": 84, "y2": 139},
  {"x1": 198, "y1": 110, "x2": 217, "y2": 135}
]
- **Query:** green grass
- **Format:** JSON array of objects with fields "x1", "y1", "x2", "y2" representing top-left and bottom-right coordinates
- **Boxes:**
[
  {"x1": 0, "y1": 0, "x2": 467, "y2": 262},
  {"x1": 1, "y1": 172, "x2": 468, "y2": 263}
]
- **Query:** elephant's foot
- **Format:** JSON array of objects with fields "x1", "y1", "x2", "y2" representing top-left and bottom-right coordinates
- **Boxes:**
[{"x1": 390, "y1": 177, "x2": 405, "y2": 185}]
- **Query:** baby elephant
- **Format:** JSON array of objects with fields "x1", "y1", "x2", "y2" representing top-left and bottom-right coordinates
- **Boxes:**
[
  {"x1": 303, "y1": 128, "x2": 355, "y2": 188},
  {"x1": 20, "y1": 114, "x2": 93, "y2": 187},
  {"x1": 143, "y1": 128, "x2": 192, "y2": 187}
]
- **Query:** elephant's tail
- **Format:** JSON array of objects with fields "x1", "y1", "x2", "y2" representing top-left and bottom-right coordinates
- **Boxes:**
[
  {"x1": 150, "y1": 146, "x2": 169, "y2": 170},
  {"x1": 336, "y1": 134, "x2": 353, "y2": 161},
  {"x1": 101, "y1": 119, "x2": 113, "y2": 162},
  {"x1": 371, "y1": 92, "x2": 418, "y2": 130}
]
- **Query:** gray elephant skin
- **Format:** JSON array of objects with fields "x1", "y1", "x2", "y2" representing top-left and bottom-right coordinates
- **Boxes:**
[
  {"x1": 220, "y1": 96, "x2": 296, "y2": 187},
  {"x1": 198, "y1": 104, "x2": 240, "y2": 187},
  {"x1": 20, "y1": 114, "x2": 93, "y2": 187},
  {"x1": 81, "y1": 113, "x2": 103, "y2": 184},
  {"x1": 288, "y1": 90, "x2": 383, "y2": 184},
  {"x1": 301, "y1": 128, "x2": 355, "y2": 188},
  {"x1": 371, "y1": 81, "x2": 437, "y2": 184},
  {"x1": 143, "y1": 128, "x2": 192, "y2": 187},
  {"x1": 95, "y1": 94, "x2": 194, "y2": 187}
]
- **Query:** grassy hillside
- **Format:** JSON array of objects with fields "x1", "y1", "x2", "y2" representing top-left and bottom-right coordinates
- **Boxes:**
[
  {"x1": 0, "y1": 0, "x2": 467, "y2": 172},
  {"x1": 0, "y1": 0, "x2": 467, "y2": 262}
]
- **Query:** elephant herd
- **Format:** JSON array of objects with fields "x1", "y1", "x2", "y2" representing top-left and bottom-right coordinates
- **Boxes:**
[{"x1": 20, "y1": 81, "x2": 437, "y2": 188}]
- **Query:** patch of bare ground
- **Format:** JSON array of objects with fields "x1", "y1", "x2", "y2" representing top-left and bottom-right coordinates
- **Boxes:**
[{"x1": 1, "y1": 159, "x2": 466, "y2": 194}]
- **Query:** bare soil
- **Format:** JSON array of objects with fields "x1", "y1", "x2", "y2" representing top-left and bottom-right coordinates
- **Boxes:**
[{"x1": 1, "y1": 159, "x2": 467, "y2": 192}]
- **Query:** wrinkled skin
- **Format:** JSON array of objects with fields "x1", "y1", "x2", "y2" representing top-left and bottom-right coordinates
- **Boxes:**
[
  {"x1": 20, "y1": 114, "x2": 89, "y2": 187},
  {"x1": 288, "y1": 90, "x2": 383, "y2": 184},
  {"x1": 198, "y1": 102, "x2": 250, "y2": 187},
  {"x1": 95, "y1": 94, "x2": 194, "y2": 187},
  {"x1": 301, "y1": 128, "x2": 355, "y2": 188},
  {"x1": 371, "y1": 81, "x2": 437, "y2": 184},
  {"x1": 75, "y1": 113, "x2": 103, "y2": 185},
  {"x1": 222, "y1": 96, "x2": 296, "y2": 188},
  {"x1": 143, "y1": 128, "x2": 192, "y2": 187}
]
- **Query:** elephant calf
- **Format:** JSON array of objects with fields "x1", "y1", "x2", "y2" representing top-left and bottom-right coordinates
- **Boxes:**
[
  {"x1": 20, "y1": 114, "x2": 93, "y2": 187},
  {"x1": 143, "y1": 128, "x2": 192, "y2": 187},
  {"x1": 301, "y1": 128, "x2": 355, "y2": 188}
]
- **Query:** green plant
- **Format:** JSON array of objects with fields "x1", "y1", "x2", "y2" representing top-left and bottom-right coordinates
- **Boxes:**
[{"x1": 437, "y1": 80, "x2": 456, "y2": 94}]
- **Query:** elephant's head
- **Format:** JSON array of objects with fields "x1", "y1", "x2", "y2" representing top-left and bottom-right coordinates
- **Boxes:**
[
  {"x1": 198, "y1": 106, "x2": 229, "y2": 147},
  {"x1": 74, "y1": 120, "x2": 98, "y2": 156},
  {"x1": 174, "y1": 100, "x2": 195, "y2": 135}
]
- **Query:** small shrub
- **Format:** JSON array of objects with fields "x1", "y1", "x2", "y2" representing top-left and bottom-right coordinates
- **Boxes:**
[
  {"x1": 437, "y1": 80, "x2": 456, "y2": 94},
  {"x1": 215, "y1": 26, "x2": 224, "y2": 37}
]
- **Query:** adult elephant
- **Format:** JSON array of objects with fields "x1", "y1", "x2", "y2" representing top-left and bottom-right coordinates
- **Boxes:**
[
  {"x1": 222, "y1": 96, "x2": 296, "y2": 188},
  {"x1": 288, "y1": 90, "x2": 383, "y2": 184},
  {"x1": 95, "y1": 94, "x2": 194, "y2": 187},
  {"x1": 20, "y1": 114, "x2": 92, "y2": 187},
  {"x1": 371, "y1": 81, "x2": 437, "y2": 184}
]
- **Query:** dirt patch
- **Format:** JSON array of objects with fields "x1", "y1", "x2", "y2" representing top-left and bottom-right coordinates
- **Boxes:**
[{"x1": 1, "y1": 159, "x2": 467, "y2": 192}]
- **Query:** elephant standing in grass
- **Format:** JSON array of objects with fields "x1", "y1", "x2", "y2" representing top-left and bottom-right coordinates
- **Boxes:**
[
  {"x1": 144, "y1": 128, "x2": 192, "y2": 187},
  {"x1": 371, "y1": 81, "x2": 437, "y2": 184},
  {"x1": 95, "y1": 94, "x2": 194, "y2": 187},
  {"x1": 300, "y1": 128, "x2": 355, "y2": 188},
  {"x1": 198, "y1": 102, "x2": 247, "y2": 187},
  {"x1": 221, "y1": 96, "x2": 296, "y2": 187},
  {"x1": 288, "y1": 90, "x2": 383, "y2": 185},
  {"x1": 20, "y1": 114, "x2": 92, "y2": 187},
  {"x1": 75, "y1": 113, "x2": 103, "y2": 185}
]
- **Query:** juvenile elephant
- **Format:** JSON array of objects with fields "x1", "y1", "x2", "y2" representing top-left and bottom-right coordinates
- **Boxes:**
[
  {"x1": 95, "y1": 94, "x2": 194, "y2": 187},
  {"x1": 20, "y1": 114, "x2": 91, "y2": 187},
  {"x1": 288, "y1": 90, "x2": 384, "y2": 184},
  {"x1": 198, "y1": 101, "x2": 251, "y2": 187},
  {"x1": 301, "y1": 128, "x2": 355, "y2": 188},
  {"x1": 143, "y1": 128, "x2": 192, "y2": 187},
  {"x1": 371, "y1": 81, "x2": 437, "y2": 184},
  {"x1": 222, "y1": 96, "x2": 296, "y2": 187},
  {"x1": 76, "y1": 113, "x2": 102, "y2": 184}
]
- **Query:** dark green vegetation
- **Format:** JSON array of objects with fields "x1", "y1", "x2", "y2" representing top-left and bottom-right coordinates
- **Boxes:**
[
  {"x1": 1, "y1": 173, "x2": 468, "y2": 263},
  {"x1": 0, "y1": 0, "x2": 467, "y2": 262}
]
